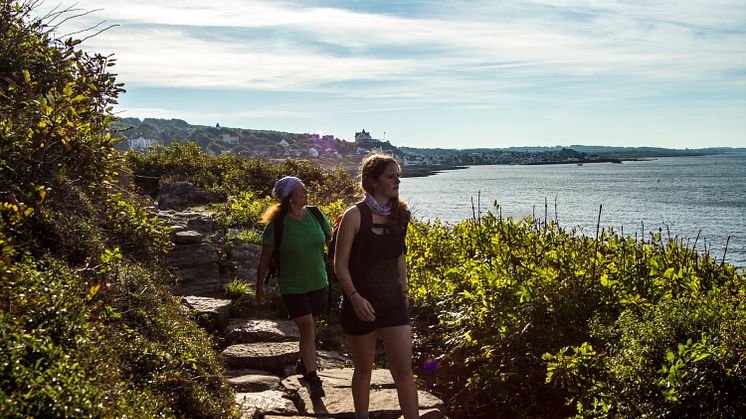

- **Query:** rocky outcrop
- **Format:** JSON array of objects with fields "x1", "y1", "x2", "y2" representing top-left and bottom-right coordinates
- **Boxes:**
[
  {"x1": 225, "y1": 238, "x2": 262, "y2": 288},
  {"x1": 160, "y1": 209, "x2": 224, "y2": 295},
  {"x1": 159, "y1": 209, "x2": 258, "y2": 297}
]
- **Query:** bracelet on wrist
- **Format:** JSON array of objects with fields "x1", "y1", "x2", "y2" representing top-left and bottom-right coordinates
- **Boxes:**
[{"x1": 349, "y1": 290, "x2": 359, "y2": 298}]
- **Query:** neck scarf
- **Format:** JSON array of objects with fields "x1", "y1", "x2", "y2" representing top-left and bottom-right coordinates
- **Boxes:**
[{"x1": 364, "y1": 193, "x2": 392, "y2": 216}]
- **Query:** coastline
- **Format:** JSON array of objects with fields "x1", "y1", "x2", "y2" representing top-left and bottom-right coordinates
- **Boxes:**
[
  {"x1": 399, "y1": 158, "x2": 651, "y2": 178},
  {"x1": 400, "y1": 165, "x2": 469, "y2": 178}
]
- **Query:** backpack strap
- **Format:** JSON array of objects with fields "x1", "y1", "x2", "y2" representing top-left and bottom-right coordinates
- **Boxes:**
[
  {"x1": 355, "y1": 201, "x2": 372, "y2": 233},
  {"x1": 265, "y1": 215, "x2": 284, "y2": 285},
  {"x1": 307, "y1": 206, "x2": 331, "y2": 241}
]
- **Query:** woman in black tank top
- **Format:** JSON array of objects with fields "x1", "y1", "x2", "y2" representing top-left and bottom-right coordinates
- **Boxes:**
[{"x1": 334, "y1": 154, "x2": 419, "y2": 419}]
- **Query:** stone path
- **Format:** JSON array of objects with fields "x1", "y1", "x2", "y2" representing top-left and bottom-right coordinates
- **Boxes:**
[{"x1": 184, "y1": 296, "x2": 446, "y2": 418}]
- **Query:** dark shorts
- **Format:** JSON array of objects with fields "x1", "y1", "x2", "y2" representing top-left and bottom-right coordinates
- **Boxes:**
[
  {"x1": 340, "y1": 287, "x2": 410, "y2": 335},
  {"x1": 281, "y1": 287, "x2": 328, "y2": 319}
]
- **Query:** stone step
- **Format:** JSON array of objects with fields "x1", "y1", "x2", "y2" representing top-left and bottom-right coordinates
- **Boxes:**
[
  {"x1": 281, "y1": 350, "x2": 349, "y2": 377},
  {"x1": 282, "y1": 368, "x2": 445, "y2": 418},
  {"x1": 225, "y1": 318, "x2": 300, "y2": 345},
  {"x1": 282, "y1": 368, "x2": 396, "y2": 391},
  {"x1": 182, "y1": 296, "x2": 232, "y2": 333},
  {"x1": 223, "y1": 341, "x2": 299, "y2": 375},
  {"x1": 235, "y1": 390, "x2": 298, "y2": 418},
  {"x1": 225, "y1": 368, "x2": 282, "y2": 392}
]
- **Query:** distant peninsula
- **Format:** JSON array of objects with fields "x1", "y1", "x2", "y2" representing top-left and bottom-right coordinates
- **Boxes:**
[{"x1": 113, "y1": 118, "x2": 745, "y2": 177}]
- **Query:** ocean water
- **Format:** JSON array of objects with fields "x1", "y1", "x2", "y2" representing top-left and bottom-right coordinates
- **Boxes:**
[{"x1": 399, "y1": 153, "x2": 746, "y2": 269}]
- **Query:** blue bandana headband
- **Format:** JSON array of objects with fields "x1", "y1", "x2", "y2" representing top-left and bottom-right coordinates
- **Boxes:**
[
  {"x1": 364, "y1": 193, "x2": 392, "y2": 216},
  {"x1": 272, "y1": 176, "x2": 302, "y2": 201}
]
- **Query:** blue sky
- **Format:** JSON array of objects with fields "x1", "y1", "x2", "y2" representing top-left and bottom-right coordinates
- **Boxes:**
[{"x1": 36, "y1": 1, "x2": 746, "y2": 149}]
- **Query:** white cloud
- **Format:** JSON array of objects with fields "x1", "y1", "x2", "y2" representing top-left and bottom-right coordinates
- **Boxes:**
[{"x1": 33, "y1": 0, "x2": 746, "y2": 107}]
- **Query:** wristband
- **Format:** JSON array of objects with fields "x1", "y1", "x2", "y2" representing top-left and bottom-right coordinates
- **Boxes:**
[{"x1": 349, "y1": 290, "x2": 359, "y2": 298}]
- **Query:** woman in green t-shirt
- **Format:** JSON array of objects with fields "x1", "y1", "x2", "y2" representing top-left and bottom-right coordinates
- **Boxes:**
[{"x1": 255, "y1": 176, "x2": 330, "y2": 400}]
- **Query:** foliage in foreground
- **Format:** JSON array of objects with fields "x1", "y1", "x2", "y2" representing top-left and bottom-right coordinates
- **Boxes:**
[
  {"x1": 407, "y1": 211, "x2": 745, "y2": 418},
  {"x1": 1, "y1": 2, "x2": 236, "y2": 416}
]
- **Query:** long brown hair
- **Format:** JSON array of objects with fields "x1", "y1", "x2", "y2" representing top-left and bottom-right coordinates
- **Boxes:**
[
  {"x1": 260, "y1": 199, "x2": 290, "y2": 224},
  {"x1": 360, "y1": 153, "x2": 409, "y2": 225}
]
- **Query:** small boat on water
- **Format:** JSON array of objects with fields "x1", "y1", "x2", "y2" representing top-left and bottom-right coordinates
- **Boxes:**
[{"x1": 577, "y1": 163, "x2": 583, "y2": 166}]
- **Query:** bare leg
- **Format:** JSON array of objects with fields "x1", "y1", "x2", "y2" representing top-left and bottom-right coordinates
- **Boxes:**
[
  {"x1": 347, "y1": 331, "x2": 378, "y2": 416},
  {"x1": 379, "y1": 325, "x2": 419, "y2": 418},
  {"x1": 293, "y1": 314, "x2": 317, "y2": 372}
]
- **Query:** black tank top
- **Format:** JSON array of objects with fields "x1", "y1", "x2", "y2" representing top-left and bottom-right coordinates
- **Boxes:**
[{"x1": 349, "y1": 202, "x2": 407, "y2": 297}]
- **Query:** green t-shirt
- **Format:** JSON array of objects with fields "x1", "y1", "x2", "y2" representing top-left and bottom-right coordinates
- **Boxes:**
[{"x1": 262, "y1": 207, "x2": 331, "y2": 294}]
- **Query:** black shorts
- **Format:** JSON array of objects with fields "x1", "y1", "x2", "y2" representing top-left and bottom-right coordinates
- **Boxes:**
[
  {"x1": 281, "y1": 287, "x2": 328, "y2": 319},
  {"x1": 340, "y1": 287, "x2": 410, "y2": 335}
]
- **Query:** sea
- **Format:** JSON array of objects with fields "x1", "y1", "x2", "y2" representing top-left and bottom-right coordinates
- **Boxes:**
[{"x1": 399, "y1": 153, "x2": 746, "y2": 270}]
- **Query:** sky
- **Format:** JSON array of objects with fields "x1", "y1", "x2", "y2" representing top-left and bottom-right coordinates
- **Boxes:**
[{"x1": 34, "y1": 0, "x2": 746, "y2": 149}]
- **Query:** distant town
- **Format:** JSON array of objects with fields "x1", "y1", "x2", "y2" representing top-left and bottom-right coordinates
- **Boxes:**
[{"x1": 113, "y1": 118, "x2": 745, "y2": 177}]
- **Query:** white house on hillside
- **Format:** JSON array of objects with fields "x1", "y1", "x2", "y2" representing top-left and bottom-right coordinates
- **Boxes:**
[
  {"x1": 129, "y1": 136, "x2": 156, "y2": 149},
  {"x1": 221, "y1": 133, "x2": 239, "y2": 145},
  {"x1": 279, "y1": 139, "x2": 289, "y2": 147},
  {"x1": 308, "y1": 147, "x2": 319, "y2": 157},
  {"x1": 355, "y1": 129, "x2": 373, "y2": 142}
]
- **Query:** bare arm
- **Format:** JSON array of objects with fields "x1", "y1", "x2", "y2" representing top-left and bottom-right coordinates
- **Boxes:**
[
  {"x1": 334, "y1": 206, "x2": 376, "y2": 321},
  {"x1": 255, "y1": 244, "x2": 273, "y2": 305}
]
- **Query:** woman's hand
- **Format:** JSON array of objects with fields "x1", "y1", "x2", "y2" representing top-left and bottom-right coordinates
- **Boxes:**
[
  {"x1": 255, "y1": 287, "x2": 266, "y2": 305},
  {"x1": 350, "y1": 293, "x2": 376, "y2": 321}
]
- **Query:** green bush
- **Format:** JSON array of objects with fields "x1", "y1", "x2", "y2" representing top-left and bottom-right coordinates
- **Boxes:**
[
  {"x1": 126, "y1": 142, "x2": 357, "y2": 205},
  {"x1": 214, "y1": 191, "x2": 275, "y2": 230},
  {"x1": 1, "y1": 3, "x2": 237, "y2": 417},
  {"x1": 225, "y1": 278, "x2": 254, "y2": 301},
  {"x1": 406, "y1": 209, "x2": 745, "y2": 418}
]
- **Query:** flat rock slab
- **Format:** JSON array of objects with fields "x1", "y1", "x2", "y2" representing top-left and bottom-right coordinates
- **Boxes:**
[
  {"x1": 406, "y1": 408, "x2": 447, "y2": 419},
  {"x1": 183, "y1": 296, "x2": 232, "y2": 332},
  {"x1": 172, "y1": 229, "x2": 205, "y2": 244},
  {"x1": 164, "y1": 243, "x2": 219, "y2": 267},
  {"x1": 225, "y1": 318, "x2": 300, "y2": 345},
  {"x1": 235, "y1": 390, "x2": 298, "y2": 418},
  {"x1": 282, "y1": 351, "x2": 350, "y2": 377},
  {"x1": 292, "y1": 383, "x2": 444, "y2": 418},
  {"x1": 282, "y1": 368, "x2": 396, "y2": 391},
  {"x1": 223, "y1": 341, "x2": 299, "y2": 374},
  {"x1": 226, "y1": 368, "x2": 282, "y2": 392},
  {"x1": 318, "y1": 351, "x2": 349, "y2": 370}
]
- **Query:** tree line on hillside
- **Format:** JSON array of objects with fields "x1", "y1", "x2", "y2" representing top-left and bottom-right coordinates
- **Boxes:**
[{"x1": 112, "y1": 117, "x2": 404, "y2": 161}]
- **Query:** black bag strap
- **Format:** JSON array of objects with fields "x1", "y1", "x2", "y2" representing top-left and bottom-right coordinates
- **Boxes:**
[
  {"x1": 355, "y1": 201, "x2": 371, "y2": 233},
  {"x1": 307, "y1": 206, "x2": 331, "y2": 241},
  {"x1": 265, "y1": 215, "x2": 284, "y2": 285}
]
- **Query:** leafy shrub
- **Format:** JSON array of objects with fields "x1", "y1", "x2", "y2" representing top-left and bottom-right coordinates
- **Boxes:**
[
  {"x1": 126, "y1": 142, "x2": 357, "y2": 205},
  {"x1": 1, "y1": 3, "x2": 237, "y2": 417},
  {"x1": 214, "y1": 191, "x2": 275, "y2": 230},
  {"x1": 226, "y1": 278, "x2": 254, "y2": 300},
  {"x1": 225, "y1": 278, "x2": 256, "y2": 317},
  {"x1": 406, "y1": 208, "x2": 745, "y2": 418}
]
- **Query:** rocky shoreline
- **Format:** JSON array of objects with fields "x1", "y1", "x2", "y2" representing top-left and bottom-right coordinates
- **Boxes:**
[{"x1": 400, "y1": 165, "x2": 469, "y2": 178}]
